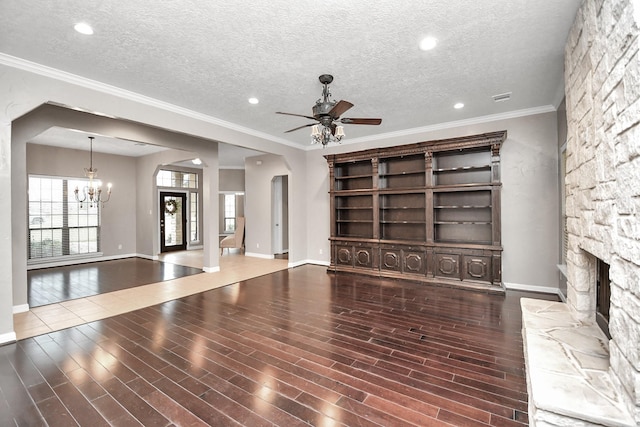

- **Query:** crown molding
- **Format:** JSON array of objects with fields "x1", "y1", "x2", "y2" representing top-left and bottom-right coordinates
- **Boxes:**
[
  {"x1": 0, "y1": 53, "x2": 304, "y2": 150},
  {"x1": 309, "y1": 104, "x2": 558, "y2": 150},
  {"x1": 2, "y1": 54, "x2": 560, "y2": 153}
]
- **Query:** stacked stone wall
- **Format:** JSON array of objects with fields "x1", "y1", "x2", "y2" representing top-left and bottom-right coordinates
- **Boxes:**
[{"x1": 564, "y1": 0, "x2": 640, "y2": 422}]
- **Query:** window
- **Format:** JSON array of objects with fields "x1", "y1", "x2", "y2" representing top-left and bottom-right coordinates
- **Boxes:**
[
  {"x1": 190, "y1": 192, "x2": 198, "y2": 241},
  {"x1": 28, "y1": 176, "x2": 100, "y2": 260},
  {"x1": 224, "y1": 194, "x2": 236, "y2": 232},
  {"x1": 156, "y1": 170, "x2": 198, "y2": 188}
]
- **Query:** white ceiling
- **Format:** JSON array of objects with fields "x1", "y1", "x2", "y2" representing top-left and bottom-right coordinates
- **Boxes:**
[
  {"x1": 28, "y1": 127, "x2": 263, "y2": 169},
  {"x1": 1, "y1": 1, "x2": 581, "y2": 151}
]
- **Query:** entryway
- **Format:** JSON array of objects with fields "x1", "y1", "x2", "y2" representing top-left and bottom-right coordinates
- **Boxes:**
[{"x1": 160, "y1": 191, "x2": 188, "y2": 252}]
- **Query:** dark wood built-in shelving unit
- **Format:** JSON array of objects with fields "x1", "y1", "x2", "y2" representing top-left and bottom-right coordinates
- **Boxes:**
[{"x1": 325, "y1": 130, "x2": 506, "y2": 291}]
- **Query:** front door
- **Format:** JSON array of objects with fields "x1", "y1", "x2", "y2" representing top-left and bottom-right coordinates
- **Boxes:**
[{"x1": 160, "y1": 192, "x2": 187, "y2": 252}]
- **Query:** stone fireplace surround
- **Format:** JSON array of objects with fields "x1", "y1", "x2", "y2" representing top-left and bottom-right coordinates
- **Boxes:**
[{"x1": 522, "y1": 0, "x2": 640, "y2": 425}]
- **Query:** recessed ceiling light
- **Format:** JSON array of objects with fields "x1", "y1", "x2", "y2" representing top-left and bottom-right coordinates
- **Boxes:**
[
  {"x1": 454, "y1": 102, "x2": 464, "y2": 109},
  {"x1": 192, "y1": 158, "x2": 202, "y2": 165},
  {"x1": 74, "y1": 22, "x2": 94, "y2": 35},
  {"x1": 248, "y1": 97, "x2": 259, "y2": 104},
  {"x1": 419, "y1": 36, "x2": 437, "y2": 51}
]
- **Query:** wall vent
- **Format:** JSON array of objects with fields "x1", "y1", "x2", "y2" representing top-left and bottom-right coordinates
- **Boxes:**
[{"x1": 492, "y1": 92, "x2": 512, "y2": 102}]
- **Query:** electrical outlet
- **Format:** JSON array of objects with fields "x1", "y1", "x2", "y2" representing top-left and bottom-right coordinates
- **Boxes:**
[
  {"x1": 118, "y1": 244, "x2": 122, "y2": 250},
  {"x1": 319, "y1": 249, "x2": 323, "y2": 255},
  {"x1": 256, "y1": 243, "x2": 259, "y2": 248}
]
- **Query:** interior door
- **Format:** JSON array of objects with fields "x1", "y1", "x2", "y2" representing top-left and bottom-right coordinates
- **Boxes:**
[
  {"x1": 272, "y1": 176, "x2": 283, "y2": 254},
  {"x1": 271, "y1": 175, "x2": 289, "y2": 255},
  {"x1": 160, "y1": 192, "x2": 187, "y2": 252}
]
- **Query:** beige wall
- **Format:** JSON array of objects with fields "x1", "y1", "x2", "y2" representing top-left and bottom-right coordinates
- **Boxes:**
[
  {"x1": 26, "y1": 143, "x2": 138, "y2": 257},
  {"x1": 219, "y1": 169, "x2": 245, "y2": 192},
  {"x1": 244, "y1": 154, "x2": 291, "y2": 257},
  {"x1": 305, "y1": 111, "x2": 561, "y2": 290}
]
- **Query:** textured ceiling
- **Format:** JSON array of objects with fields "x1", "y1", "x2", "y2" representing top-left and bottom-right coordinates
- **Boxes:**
[
  {"x1": 28, "y1": 127, "x2": 263, "y2": 169},
  {"x1": 0, "y1": 1, "x2": 581, "y2": 149}
]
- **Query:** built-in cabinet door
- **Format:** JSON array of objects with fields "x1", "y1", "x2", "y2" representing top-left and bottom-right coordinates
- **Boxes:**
[
  {"x1": 380, "y1": 247, "x2": 402, "y2": 272},
  {"x1": 403, "y1": 249, "x2": 426, "y2": 275},
  {"x1": 462, "y1": 255, "x2": 492, "y2": 282},
  {"x1": 354, "y1": 244, "x2": 375, "y2": 269},
  {"x1": 335, "y1": 244, "x2": 354, "y2": 267},
  {"x1": 434, "y1": 253, "x2": 460, "y2": 280},
  {"x1": 335, "y1": 244, "x2": 376, "y2": 269}
]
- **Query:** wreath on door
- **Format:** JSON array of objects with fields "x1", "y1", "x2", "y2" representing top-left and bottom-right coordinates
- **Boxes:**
[{"x1": 164, "y1": 199, "x2": 179, "y2": 215}]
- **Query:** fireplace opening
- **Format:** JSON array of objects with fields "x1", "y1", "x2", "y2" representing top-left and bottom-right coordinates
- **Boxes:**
[{"x1": 596, "y1": 258, "x2": 611, "y2": 339}]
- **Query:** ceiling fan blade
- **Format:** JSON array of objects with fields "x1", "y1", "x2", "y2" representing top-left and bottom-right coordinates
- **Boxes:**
[
  {"x1": 328, "y1": 100, "x2": 354, "y2": 118},
  {"x1": 276, "y1": 111, "x2": 316, "y2": 121},
  {"x1": 340, "y1": 118, "x2": 382, "y2": 125},
  {"x1": 284, "y1": 123, "x2": 316, "y2": 133}
]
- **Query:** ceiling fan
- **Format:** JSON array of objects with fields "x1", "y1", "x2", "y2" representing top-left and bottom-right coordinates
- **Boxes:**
[{"x1": 276, "y1": 74, "x2": 382, "y2": 146}]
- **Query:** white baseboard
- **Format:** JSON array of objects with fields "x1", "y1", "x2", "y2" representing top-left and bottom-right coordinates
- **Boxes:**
[
  {"x1": 292, "y1": 259, "x2": 329, "y2": 268},
  {"x1": 244, "y1": 252, "x2": 275, "y2": 260},
  {"x1": 13, "y1": 304, "x2": 29, "y2": 314},
  {"x1": 27, "y1": 253, "x2": 143, "y2": 270},
  {"x1": 203, "y1": 266, "x2": 220, "y2": 273},
  {"x1": 0, "y1": 332, "x2": 17, "y2": 345},
  {"x1": 503, "y1": 281, "x2": 561, "y2": 296}
]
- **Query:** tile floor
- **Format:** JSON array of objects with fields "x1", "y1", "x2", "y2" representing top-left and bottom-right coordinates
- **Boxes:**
[{"x1": 14, "y1": 251, "x2": 289, "y2": 340}]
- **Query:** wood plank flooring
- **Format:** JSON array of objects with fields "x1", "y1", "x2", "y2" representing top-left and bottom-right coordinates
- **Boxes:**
[
  {"x1": 28, "y1": 258, "x2": 203, "y2": 307},
  {"x1": 15, "y1": 252, "x2": 289, "y2": 340},
  {"x1": 2, "y1": 265, "x2": 558, "y2": 426}
]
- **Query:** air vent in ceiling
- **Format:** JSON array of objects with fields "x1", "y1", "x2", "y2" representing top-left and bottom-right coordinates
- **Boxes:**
[{"x1": 492, "y1": 92, "x2": 512, "y2": 102}]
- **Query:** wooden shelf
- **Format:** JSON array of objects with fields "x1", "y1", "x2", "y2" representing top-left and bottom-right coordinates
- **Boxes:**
[
  {"x1": 379, "y1": 170, "x2": 424, "y2": 177},
  {"x1": 433, "y1": 165, "x2": 491, "y2": 173},
  {"x1": 434, "y1": 221, "x2": 492, "y2": 225},
  {"x1": 381, "y1": 207, "x2": 425, "y2": 210},
  {"x1": 432, "y1": 183, "x2": 495, "y2": 190},
  {"x1": 326, "y1": 130, "x2": 506, "y2": 288},
  {"x1": 434, "y1": 205, "x2": 492, "y2": 209},
  {"x1": 335, "y1": 173, "x2": 374, "y2": 180}
]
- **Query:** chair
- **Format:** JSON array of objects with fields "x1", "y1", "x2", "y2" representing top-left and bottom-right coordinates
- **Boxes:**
[{"x1": 220, "y1": 217, "x2": 245, "y2": 254}]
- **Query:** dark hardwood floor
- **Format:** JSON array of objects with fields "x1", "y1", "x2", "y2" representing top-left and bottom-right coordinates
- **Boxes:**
[
  {"x1": 28, "y1": 258, "x2": 203, "y2": 307},
  {"x1": 3, "y1": 265, "x2": 558, "y2": 426}
]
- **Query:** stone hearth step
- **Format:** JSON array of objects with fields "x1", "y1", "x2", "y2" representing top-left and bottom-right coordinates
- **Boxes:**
[{"x1": 521, "y1": 298, "x2": 635, "y2": 427}]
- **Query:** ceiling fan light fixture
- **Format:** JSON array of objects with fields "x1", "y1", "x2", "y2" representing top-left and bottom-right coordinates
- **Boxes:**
[{"x1": 279, "y1": 74, "x2": 381, "y2": 147}]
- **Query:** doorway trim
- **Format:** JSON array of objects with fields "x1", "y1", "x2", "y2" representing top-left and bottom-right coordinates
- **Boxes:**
[
  {"x1": 271, "y1": 175, "x2": 289, "y2": 256},
  {"x1": 160, "y1": 191, "x2": 188, "y2": 252}
]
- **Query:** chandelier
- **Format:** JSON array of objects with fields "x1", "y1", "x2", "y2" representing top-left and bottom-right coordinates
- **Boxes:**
[
  {"x1": 310, "y1": 123, "x2": 345, "y2": 146},
  {"x1": 74, "y1": 136, "x2": 112, "y2": 207}
]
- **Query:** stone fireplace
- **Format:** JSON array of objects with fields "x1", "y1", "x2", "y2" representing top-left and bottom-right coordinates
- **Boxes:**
[
  {"x1": 522, "y1": 1, "x2": 640, "y2": 425},
  {"x1": 564, "y1": 0, "x2": 640, "y2": 422}
]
